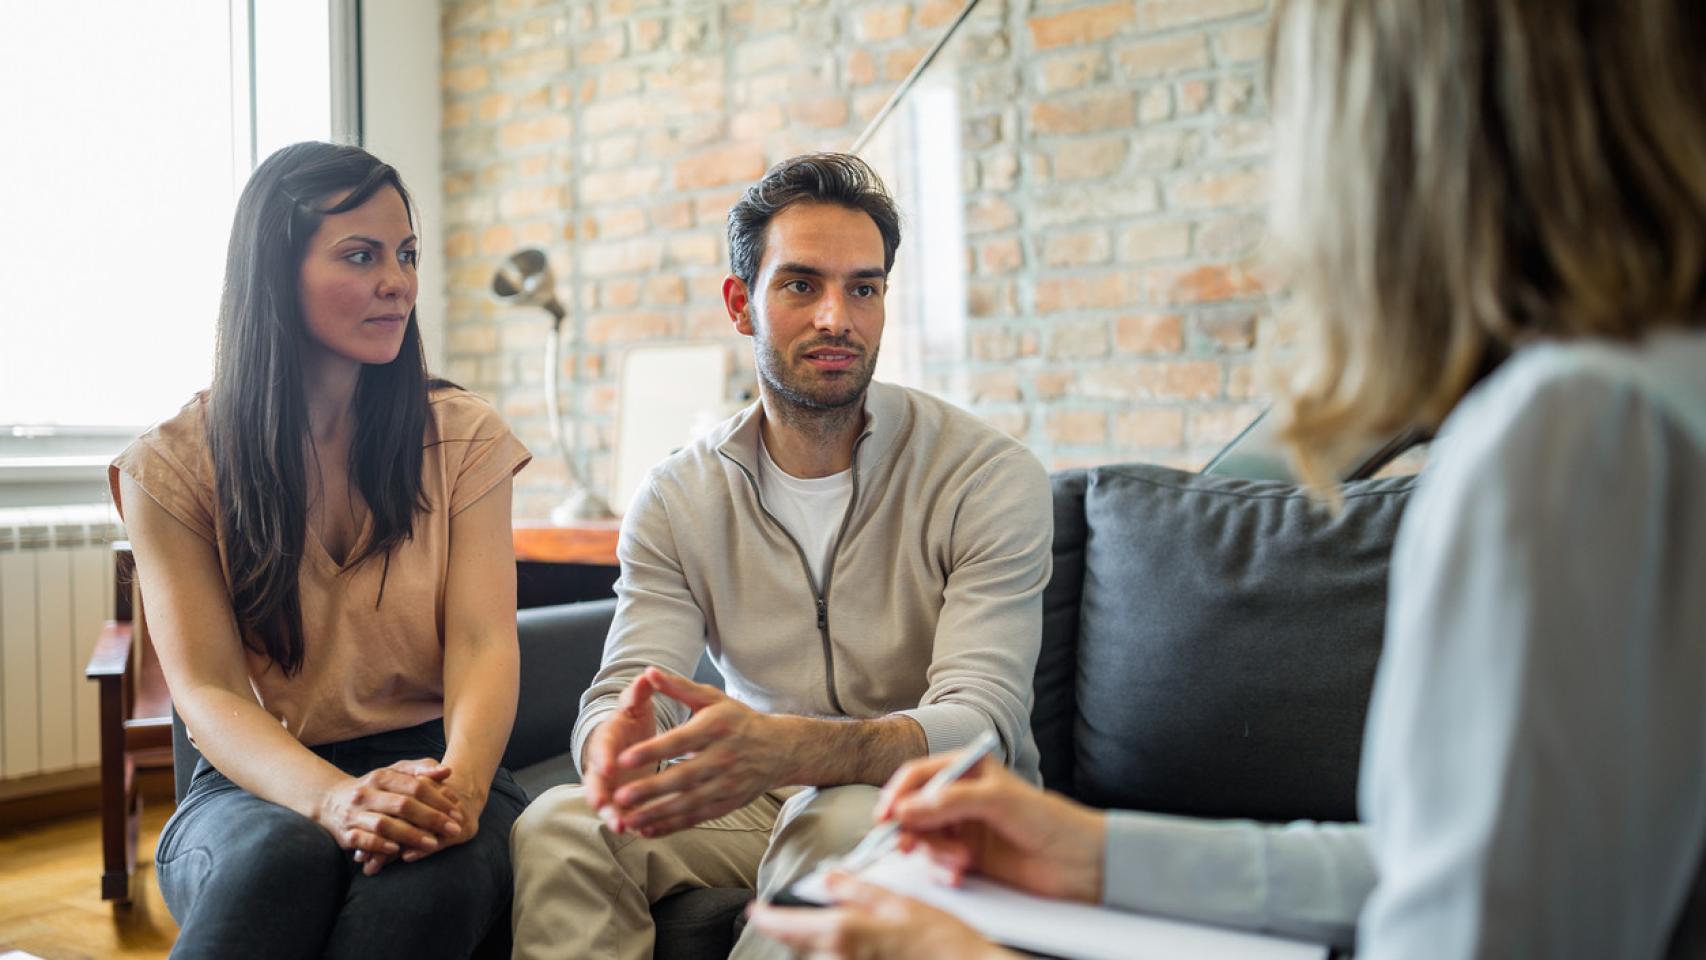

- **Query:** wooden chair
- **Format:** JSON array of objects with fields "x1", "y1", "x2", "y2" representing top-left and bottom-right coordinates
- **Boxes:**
[{"x1": 83, "y1": 543, "x2": 173, "y2": 903}]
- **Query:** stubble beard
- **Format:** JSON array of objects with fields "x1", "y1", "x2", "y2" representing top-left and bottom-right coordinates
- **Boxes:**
[{"x1": 754, "y1": 334, "x2": 879, "y2": 435}]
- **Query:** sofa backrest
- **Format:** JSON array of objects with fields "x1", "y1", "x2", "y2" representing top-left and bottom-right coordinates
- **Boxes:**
[{"x1": 1035, "y1": 463, "x2": 1417, "y2": 824}]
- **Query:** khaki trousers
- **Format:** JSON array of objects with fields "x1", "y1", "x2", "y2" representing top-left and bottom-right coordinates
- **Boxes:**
[{"x1": 511, "y1": 783, "x2": 880, "y2": 960}]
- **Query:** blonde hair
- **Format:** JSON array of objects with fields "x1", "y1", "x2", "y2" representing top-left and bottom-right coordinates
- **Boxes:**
[{"x1": 1268, "y1": 0, "x2": 1706, "y2": 487}]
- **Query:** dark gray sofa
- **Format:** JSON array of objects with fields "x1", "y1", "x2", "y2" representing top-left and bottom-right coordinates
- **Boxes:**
[{"x1": 171, "y1": 461, "x2": 1416, "y2": 958}]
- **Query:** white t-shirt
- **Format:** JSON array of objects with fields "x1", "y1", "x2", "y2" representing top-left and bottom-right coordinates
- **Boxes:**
[{"x1": 756, "y1": 435, "x2": 853, "y2": 588}]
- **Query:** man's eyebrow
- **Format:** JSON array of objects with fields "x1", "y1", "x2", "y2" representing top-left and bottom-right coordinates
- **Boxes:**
[{"x1": 771, "y1": 262, "x2": 886, "y2": 280}]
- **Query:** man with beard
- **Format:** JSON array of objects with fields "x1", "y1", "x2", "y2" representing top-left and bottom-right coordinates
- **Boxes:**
[{"x1": 510, "y1": 153, "x2": 1053, "y2": 960}]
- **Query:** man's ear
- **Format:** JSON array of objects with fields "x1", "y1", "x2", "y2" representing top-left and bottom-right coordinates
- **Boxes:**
[{"x1": 723, "y1": 274, "x2": 755, "y2": 336}]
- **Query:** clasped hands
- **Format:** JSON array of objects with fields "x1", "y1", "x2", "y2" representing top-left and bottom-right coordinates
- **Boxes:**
[
  {"x1": 315, "y1": 758, "x2": 486, "y2": 876},
  {"x1": 584, "y1": 665, "x2": 787, "y2": 838}
]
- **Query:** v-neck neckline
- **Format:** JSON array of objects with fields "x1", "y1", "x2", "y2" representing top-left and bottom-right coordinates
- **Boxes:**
[{"x1": 307, "y1": 510, "x2": 373, "y2": 574}]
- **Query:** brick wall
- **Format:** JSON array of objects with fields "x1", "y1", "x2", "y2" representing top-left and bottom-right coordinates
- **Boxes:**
[{"x1": 438, "y1": 0, "x2": 1273, "y2": 517}]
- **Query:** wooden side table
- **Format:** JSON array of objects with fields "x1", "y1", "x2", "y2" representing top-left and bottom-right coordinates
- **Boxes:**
[
  {"x1": 512, "y1": 521, "x2": 622, "y2": 608},
  {"x1": 512, "y1": 520, "x2": 621, "y2": 567}
]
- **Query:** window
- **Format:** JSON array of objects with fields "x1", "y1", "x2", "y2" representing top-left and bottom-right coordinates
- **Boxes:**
[{"x1": 0, "y1": 0, "x2": 345, "y2": 436}]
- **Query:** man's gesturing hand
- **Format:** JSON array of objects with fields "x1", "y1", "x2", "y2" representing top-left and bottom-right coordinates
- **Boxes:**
[
  {"x1": 582, "y1": 669, "x2": 662, "y2": 832},
  {"x1": 605, "y1": 666, "x2": 788, "y2": 837}
]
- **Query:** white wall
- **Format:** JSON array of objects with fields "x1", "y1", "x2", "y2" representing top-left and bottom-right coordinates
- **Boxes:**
[{"x1": 360, "y1": 1, "x2": 446, "y2": 371}]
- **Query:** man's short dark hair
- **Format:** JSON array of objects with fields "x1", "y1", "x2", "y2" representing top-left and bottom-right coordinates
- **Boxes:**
[{"x1": 726, "y1": 153, "x2": 902, "y2": 287}]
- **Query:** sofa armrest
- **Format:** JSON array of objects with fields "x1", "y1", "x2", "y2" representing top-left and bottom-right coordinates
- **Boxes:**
[{"x1": 505, "y1": 598, "x2": 617, "y2": 773}]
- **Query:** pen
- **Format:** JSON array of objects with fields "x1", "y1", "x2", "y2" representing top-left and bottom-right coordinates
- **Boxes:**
[{"x1": 833, "y1": 729, "x2": 1003, "y2": 875}]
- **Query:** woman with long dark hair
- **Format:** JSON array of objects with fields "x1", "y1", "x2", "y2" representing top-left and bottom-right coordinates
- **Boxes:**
[{"x1": 112, "y1": 141, "x2": 530, "y2": 958}]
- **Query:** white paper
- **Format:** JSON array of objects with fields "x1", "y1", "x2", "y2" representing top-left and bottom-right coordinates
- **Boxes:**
[{"x1": 793, "y1": 850, "x2": 1326, "y2": 960}]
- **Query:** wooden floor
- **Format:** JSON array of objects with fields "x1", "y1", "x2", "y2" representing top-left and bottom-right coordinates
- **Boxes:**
[{"x1": 0, "y1": 803, "x2": 176, "y2": 959}]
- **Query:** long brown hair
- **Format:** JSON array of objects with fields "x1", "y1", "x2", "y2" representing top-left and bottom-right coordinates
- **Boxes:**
[
  {"x1": 208, "y1": 142, "x2": 432, "y2": 675},
  {"x1": 1268, "y1": 0, "x2": 1706, "y2": 487}
]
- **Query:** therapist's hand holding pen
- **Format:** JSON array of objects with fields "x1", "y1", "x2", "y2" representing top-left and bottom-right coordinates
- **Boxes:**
[
  {"x1": 877, "y1": 750, "x2": 1108, "y2": 903},
  {"x1": 747, "y1": 743, "x2": 1109, "y2": 959}
]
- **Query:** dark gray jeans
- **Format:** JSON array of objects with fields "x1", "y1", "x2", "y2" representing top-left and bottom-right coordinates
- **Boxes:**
[{"x1": 156, "y1": 719, "x2": 527, "y2": 960}]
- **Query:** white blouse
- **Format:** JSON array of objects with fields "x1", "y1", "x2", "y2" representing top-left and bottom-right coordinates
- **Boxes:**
[{"x1": 1102, "y1": 328, "x2": 1706, "y2": 958}]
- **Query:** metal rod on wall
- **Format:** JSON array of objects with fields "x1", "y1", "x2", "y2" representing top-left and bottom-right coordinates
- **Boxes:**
[{"x1": 848, "y1": 0, "x2": 985, "y2": 155}]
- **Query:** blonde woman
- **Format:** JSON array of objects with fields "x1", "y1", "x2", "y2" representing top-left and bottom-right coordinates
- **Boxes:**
[{"x1": 749, "y1": 0, "x2": 1706, "y2": 957}]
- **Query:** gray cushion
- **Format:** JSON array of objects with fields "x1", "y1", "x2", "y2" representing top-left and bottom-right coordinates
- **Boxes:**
[
  {"x1": 1074, "y1": 464, "x2": 1415, "y2": 823},
  {"x1": 653, "y1": 888, "x2": 754, "y2": 960},
  {"x1": 1034, "y1": 469, "x2": 1088, "y2": 795}
]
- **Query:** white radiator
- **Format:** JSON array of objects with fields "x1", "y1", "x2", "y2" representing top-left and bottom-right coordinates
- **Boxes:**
[{"x1": 0, "y1": 504, "x2": 122, "y2": 782}]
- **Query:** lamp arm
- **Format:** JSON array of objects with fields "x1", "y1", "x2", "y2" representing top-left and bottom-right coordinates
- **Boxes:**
[{"x1": 543, "y1": 317, "x2": 615, "y2": 519}]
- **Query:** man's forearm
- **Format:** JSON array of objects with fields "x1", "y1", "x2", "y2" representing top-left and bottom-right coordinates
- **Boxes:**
[{"x1": 773, "y1": 714, "x2": 928, "y2": 787}]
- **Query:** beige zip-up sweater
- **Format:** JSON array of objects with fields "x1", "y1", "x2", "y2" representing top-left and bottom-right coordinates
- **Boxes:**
[{"x1": 571, "y1": 381, "x2": 1053, "y2": 783}]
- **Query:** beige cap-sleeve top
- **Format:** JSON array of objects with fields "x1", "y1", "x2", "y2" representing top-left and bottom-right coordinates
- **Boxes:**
[{"x1": 109, "y1": 386, "x2": 531, "y2": 746}]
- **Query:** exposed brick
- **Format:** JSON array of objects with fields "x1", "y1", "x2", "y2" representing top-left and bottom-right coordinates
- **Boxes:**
[
  {"x1": 982, "y1": 152, "x2": 1020, "y2": 192},
  {"x1": 1195, "y1": 310, "x2": 1258, "y2": 351},
  {"x1": 846, "y1": 49, "x2": 878, "y2": 87},
  {"x1": 643, "y1": 275, "x2": 689, "y2": 306},
  {"x1": 856, "y1": 4, "x2": 911, "y2": 42},
  {"x1": 1031, "y1": 91, "x2": 1134, "y2": 135},
  {"x1": 916, "y1": 0, "x2": 960, "y2": 30},
  {"x1": 651, "y1": 199, "x2": 693, "y2": 231},
  {"x1": 969, "y1": 326, "x2": 1022, "y2": 361},
  {"x1": 1189, "y1": 404, "x2": 1265, "y2": 446},
  {"x1": 596, "y1": 207, "x2": 648, "y2": 238},
  {"x1": 500, "y1": 114, "x2": 573, "y2": 150},
  {"x1": 1170, "y1": 169, "x2": 1266, "y2": 209},
  {"x1": 1053, "y1": 136, "x2": 1127, "y2": 181},
  {"x1": 443, "y1": 65, "x2": 491, "y2": 95},
  {"x1": 499, "y1": 185, "x2": 567, "y2": 219},
  {"x1": 1047, "y1": 320, "x2": 1110, "y2": 359},
  {"x1": 630, "y1": 18, "x2": 665, "y2": 52},
  {"x1": 1139, "y1": 84, "x2": 1174, "y2": 123},
  {"x1": 966, "y1": 196, "x2": 1019, "y2": 234},
  {"x1": 1032, "y1": 370, "x2": 1077, "y2": 400},
  {"x1": 1042, "y1": 230, "x2": 1112, "y2": 267},
  {"x1": 981, "y1": 409, "x2": 1030, "y2": 440},
  {"x1": 1045, "y1": 409, "x2": 1108, "y2": 446},
  {"x1": 967, "y1": 280, "x2": 1016, "y2": 319},
  {"x1": 1150, "y1": 263, "x2": 1266, "y2": 304},
  {"x1": 1195, "y1": 214, "x2": 1266, "y2": 258},
  {"x1": 1216, "y1": 22, "x2": 1269, "y2": 63},
  {"x1": 1113, "y1": 408, "x2": 1186, "y2": 447},
  {"x1": 582, "y1": 238, "x2": 664, "y2": 277},
  {"x1": 576, "y1": 32, "x2": 625, "y2": 66},
  {"x1": 675, "y1": 143, "x2": 766, "y2": 190},
  {"x1": 1115, "y1": 34, "x2": 1211, "y2": 78},
  {"x1": 1136, "y1": 360, "x2": 1224, "y2": 400},
  {"x1": 586, "y1": 311, "x2": 677, "y2": 344},
  {"x1": 580, "y1": 166, "x2": 662, "y2": 204},
  {"x1": 883, "y1": 45, "x2": 930, "y2": 82},
  {"x1": 1030, "y1": 181, "x2": 1160, "y2": 227},
  {"x1": 1176, "y1": 79, "x2": 1210, "y2": 115},
  {"x1": 479, "y1": 224, "x2": 516, "y2": 257},
  {"x1": 478, "y1": 92, "x2": 513, "y2": 122},
  {"x1": 732, "y1": 104, "x2": 786, "y2": 139},
  {"x1": 1114, "y1": 314, "x2": 1186, "y2": 354},
  {"x1": 444, "y1": 102, "x2": 473, "y2": 131},
  {"x1": 978, "y1": 236, "x2": 1024, "y2": 274},
  {"x1": 1140, "y1": 0, "x2": 1266, "y2": 31},
  {"x1": 601, "y1": 279, "x2": 641, "y2": 308},
  {"x1": 667, "y1": 233, "x2": 721, "y2": 266},
  {"x1": 788, "y1": 95, "x2": 850, "y2": 129},
  {"x1": 1118, "y1": 220, "x2": 1193, "y2": 261},
  {"x1": 1029, "y1": 3, "x2": 1137, "y2": 51},
  {"x1": 968, "y1": 370, "x2": 1022, "y2": 404},
  {"x1": 1036, "y1": 50, "x2": 1107, "y2": 94},
  {"x1": 1034, "y1": 273, "x2": 1141, "y2": 313}
]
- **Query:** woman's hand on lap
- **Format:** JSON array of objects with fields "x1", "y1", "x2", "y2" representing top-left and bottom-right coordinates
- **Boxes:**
[{"x1": 318, "y1": 758, "x2": 467, "y2": 874}]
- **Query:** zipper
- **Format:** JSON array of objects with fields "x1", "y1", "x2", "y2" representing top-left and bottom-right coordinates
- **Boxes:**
[{"x1": 721, "y1": 429, "x2": 870, "y2": 716}]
